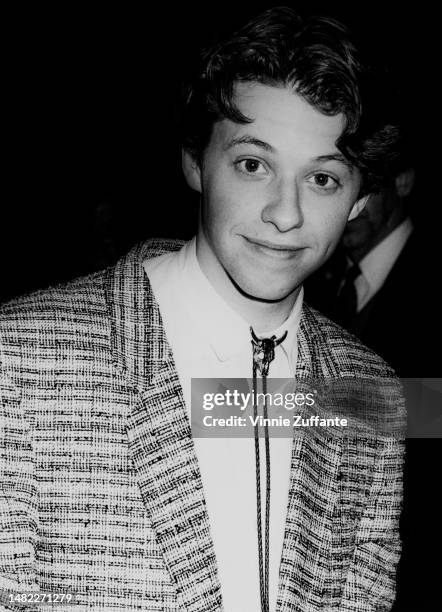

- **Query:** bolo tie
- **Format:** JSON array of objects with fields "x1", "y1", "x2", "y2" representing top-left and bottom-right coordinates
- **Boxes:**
[{"x1": 250, "y1": 326, "x2": 288, "y2": 612}]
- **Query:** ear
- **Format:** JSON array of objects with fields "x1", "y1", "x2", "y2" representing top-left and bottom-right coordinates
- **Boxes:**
[
  {"x1": 182, "y1": 149, "x2": 202, "y2": 193},
  {"x1": 348, "y1": 194, "x2": 370, "y2": 221},
  {"x1": 395, "y1": 168, "x2": 415, "y2": 198}
]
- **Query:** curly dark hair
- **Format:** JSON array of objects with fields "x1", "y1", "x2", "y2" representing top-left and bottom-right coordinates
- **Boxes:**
[{"x1": 181, "y1": 6, "x2": 402, "y2": 195}]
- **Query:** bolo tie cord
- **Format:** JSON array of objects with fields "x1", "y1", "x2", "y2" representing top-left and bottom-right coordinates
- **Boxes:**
[{"x1": 250, "y1": 326, "x2": 288, "y2": 612}]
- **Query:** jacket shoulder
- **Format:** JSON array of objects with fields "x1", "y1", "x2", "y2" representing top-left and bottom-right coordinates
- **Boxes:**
[
  {"x1": 0, "y1": 268, "x2": 109, "y2": 324},
  {"x1": 0, "y1": 269, "x2": 111, "y2": 372}
]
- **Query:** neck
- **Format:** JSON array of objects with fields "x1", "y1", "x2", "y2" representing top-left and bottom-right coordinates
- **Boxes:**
[
  {"x1": 195, "y1": 238, "x2": 300, "y2": 333},
  {"x1": 231, "y1": 289, "x2": 300, "y2": 333}
]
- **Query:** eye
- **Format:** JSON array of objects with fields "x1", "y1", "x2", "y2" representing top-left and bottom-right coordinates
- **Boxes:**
[
  {"x1": 308, "y1": 173, "x2": 340, "y2": 191},
  {"x1": 235, "y1": 158, "x2": 268, "y2": 175}
]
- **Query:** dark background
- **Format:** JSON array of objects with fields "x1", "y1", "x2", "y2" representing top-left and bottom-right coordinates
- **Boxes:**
[
  {"x1": 3, "y1": 3, "x2": 440, "y2": 609},
  {"x1": 2, "y1": 2, "x2": 439, "y2": 301}
]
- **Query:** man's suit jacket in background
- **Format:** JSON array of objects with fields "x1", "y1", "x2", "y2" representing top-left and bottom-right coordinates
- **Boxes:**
[
  {"x1": 305, "y1": 228, "x2": 438, "y2": 378},
  {"x1": 305, "y1": 227, "x2": 441, "y2": 611},
  {"x1": 342, "y1": 231, "x2": 436, "y2": 378},
  {"x1": 0, "y1": 239, "x2": 404, "y2": 611}
]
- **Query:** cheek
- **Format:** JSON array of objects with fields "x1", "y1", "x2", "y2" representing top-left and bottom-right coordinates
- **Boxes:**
[
  {"x1": 310, "y1": 207, "x2": 349, "y2": 243},
  {"x1": 204, "y1": 177, "x2": 257, "y2": 229}
]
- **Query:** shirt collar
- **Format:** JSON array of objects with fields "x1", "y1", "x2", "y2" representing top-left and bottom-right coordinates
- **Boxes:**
[{"x1": 176, "y1": 237, "x2": 303, "y2": 366}]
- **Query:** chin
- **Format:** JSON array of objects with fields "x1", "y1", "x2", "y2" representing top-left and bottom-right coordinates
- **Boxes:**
[{"x1": 232, "y1": 274, "x2": 298, "y2": 303}]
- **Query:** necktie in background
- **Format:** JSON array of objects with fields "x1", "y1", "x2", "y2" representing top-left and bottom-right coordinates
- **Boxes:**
[{"x1": 334, "y1": 263, "x2": 361, "y2": 325}]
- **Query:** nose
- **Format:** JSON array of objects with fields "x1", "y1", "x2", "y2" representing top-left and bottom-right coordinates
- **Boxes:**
[{"x1": 261, "y1": 179, "x2": 303, "y2": 232}]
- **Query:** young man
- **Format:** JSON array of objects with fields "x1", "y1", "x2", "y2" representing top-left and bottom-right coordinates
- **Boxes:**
[{"x1": 0, "y1": 7, "x2": 404, "y2": 612}]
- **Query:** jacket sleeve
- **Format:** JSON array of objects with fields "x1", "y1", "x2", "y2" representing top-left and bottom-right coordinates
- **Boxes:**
[
  {"x1": 340, "y1": 433, "x2": 405, "y2": 611},
  {"x1": 0, "y1": 365, "x2": 40, "y2": 611}
]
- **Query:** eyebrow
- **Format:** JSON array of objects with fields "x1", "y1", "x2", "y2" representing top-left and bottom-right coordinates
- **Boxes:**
[
  {"x1": 224, "y1": 135, "x2": 355, "y2": 172},
  {"x1": 314, "y1": 154, "x2": 355, "y2": 173},
  {"x1": 223, "y1": 136, "x2": 275, "y2": 152}
]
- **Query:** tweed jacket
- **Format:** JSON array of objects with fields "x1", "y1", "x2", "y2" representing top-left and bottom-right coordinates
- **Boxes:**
[{"x1": 0, "y1": 238, "x2": 404, "y2": 612}]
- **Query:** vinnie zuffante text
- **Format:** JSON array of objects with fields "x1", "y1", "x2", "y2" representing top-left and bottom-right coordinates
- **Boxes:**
[{"x1": 202, "y1": 414, "x2": 348, "y2": 428}]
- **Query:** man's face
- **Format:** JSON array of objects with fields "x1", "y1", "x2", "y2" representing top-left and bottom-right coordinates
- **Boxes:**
[
  {"x1": 342, "y1": 188, "x2": 396, "y2": 253},
  {"x1": 185, "y1": 82, "x2": 363, "y2": 302}
]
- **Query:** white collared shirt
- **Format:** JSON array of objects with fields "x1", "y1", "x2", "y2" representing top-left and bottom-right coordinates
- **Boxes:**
[
  {"x1": 354, "y1": 217, "x2": 413, "y2": 311},
  {"x1": 143, "y1": 237, "x2": 303, "y2": 612}
]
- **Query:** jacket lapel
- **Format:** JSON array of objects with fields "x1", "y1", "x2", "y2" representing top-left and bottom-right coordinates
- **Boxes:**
[
  {"x1": 277, "y1": 305, "x2": 344, "y2": 611},
  {"x1": 105, "y1": 239, "x2": 222, "y2": 611}
]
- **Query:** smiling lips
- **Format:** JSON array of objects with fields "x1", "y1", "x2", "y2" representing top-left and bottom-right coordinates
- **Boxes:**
[{"x1": 243, "y1": 236, "x2": 303, "y2": 259}]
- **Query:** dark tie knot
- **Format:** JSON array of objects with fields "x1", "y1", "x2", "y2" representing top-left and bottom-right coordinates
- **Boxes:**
[{"x1": 333, "y1": 263, "x2": 362, "y2": 326}]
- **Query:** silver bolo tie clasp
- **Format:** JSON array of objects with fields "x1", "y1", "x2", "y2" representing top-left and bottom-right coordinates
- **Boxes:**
[{"x1": 250, "y1": 326, "x2": 288, "y2": 376}]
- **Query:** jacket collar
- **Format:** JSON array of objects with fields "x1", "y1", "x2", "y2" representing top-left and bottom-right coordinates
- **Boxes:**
[
  {"x1": 104, "y1": 238, "x2": 185, "y2": 388},
  {"x1": 105, "y1": 237, "x2": 341, "y2": 387}
]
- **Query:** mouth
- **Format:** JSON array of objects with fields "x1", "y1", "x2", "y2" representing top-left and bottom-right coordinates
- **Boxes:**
[{"x1": 243, "y1": 236, "x2": 303, "y2": 259}]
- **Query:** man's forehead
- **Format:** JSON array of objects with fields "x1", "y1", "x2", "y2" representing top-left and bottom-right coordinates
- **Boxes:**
[{"x1": 213, "y1": 82, "x2": 347, "y2": 157}]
